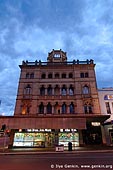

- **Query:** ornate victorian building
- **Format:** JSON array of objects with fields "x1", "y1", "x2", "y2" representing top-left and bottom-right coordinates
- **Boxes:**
[{"x1": 0, "y1": 49, "x2": 109, "y2": 149}]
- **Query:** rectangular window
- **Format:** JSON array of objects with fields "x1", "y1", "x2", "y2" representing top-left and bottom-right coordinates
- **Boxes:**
[{"x1": 105, "y1": 102, "x2": 111, "y2": 114}]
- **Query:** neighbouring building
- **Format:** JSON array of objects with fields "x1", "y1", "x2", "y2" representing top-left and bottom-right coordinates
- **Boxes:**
[
  {"x1": 0, "y1": 49, "x2": 109, "y2": 149},
  {"x1": 98, "y1": 88, "x2": 113, "y2": 146}
]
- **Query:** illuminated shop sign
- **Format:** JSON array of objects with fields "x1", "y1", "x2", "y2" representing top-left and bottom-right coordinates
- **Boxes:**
[
  {"x1": 91, "y1": 122, "x2": 100, "y2": 126},
  {"x1": 27, "y1": 129, "x2": 51, "y2": 132},
  {"x1": 60, "y1": 129, "x2": 77, "y2": 132},
  {"x1": 104, "y1": 95, "x2": 113, "y2": 100}
]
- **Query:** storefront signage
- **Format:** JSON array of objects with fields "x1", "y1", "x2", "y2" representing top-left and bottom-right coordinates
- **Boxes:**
[
  {"x1": 104, "y1": 95, "x2": 113, "y2": 100},
  {"x1": 27, "y1": 129, "x2": 51, "y2": 132}
]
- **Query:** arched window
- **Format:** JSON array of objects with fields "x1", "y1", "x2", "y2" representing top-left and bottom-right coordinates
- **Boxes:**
[
  {"x1": 82, "y1": 85, "x2": 89, "y2": 94},
  {"x1": 30, "y1": 73, "x2": 34, "y2": 79},
  {"x1": 80, "y1": 73, "x2": 84, "y2": 78},
  {"x1": 62, "y1": 85, "x2": 67, "y2": 95},
  {"x1": 24, "y1": 84, "x2": 31, "y2": 95},
  {"x1": 26, "y1": 73, "x2": 29, "y2": 79},
  {"x1": 85, "y1": 72, "x2": 89, "y2": 78},
  {"x1": 48, "y1": 73, "x2": 52, "y2": 78},
  {"x1": 40, "y1": 86, "x2": 45, "y2": 95},
  {"x1": 54, "y1": 85, "x2": 60, "y2": 95},
  {"x1": 62, "y1": 103, "x2": 67, "y2": 114},
  {"x1": 47, "y1": 85, "x2": 52, "y2": 95},
  {"x1": 41, "y1": 73, "x2": 46, "y2": 79},
  {"x1": 69, "y1": 103, "x2": 74, "y2": 114},
  {"x1": 69, "y1": 86, "x2": 74, "y2": 95},
  {"x1": 39, "y1": 102, "x2": 44, "y2": 114},
  {"x1": 54, "y1": 102, "x2": 60, "y2": 114},
  {"x1": 84, "y1": 104, "x2": 92, "y2": 114},
  {"x1": 55, "y1": 73, "x2": 60, "y2": 79},
  {"x1": 47, "y1": 102, "x2": 52, "y2": 114},
  {"x1": 69, "y1": 73, "x2": 73, "y2": 78},
  {"x1": 62, "y1": 73, "x2": 66, "y2": 78}
]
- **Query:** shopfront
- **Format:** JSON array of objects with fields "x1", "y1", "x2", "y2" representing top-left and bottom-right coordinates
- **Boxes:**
[{"x1": 13, "y1": 129, "x2": 79, "y2": 149}]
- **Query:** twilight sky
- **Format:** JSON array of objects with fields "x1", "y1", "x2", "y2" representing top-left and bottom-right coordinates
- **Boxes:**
[{"x1": 0, "y1": 0, "x2": 113, "y2": 116}]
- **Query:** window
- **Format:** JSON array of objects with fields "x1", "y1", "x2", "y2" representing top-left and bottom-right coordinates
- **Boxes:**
[
  {"x1": 47, "y1": 103, "x2": 52, "y2": 114},
  {"x1": 62, "y1": 85, "x2": 67, "y2": 95},
  {"x1": 48, "y1": 73, "x2": 52, "y2": 78},
  {"x1": 80, "y1": 73, "x2": 84, "y2": 78},
  {"x1": 21, "y1": 102, "x2": 30, "y2": 115},
  {"x1": 26, "y1": 73, "x2": 29, "y2": 79},
  {"x1": 41, "y1": 73, "x2": 46, "y2": 79},
  {"x1": 62, "y1": 73, "x2": 66, "y2": 78},
  {"x1": 69, "y1": 86, "x2": 74, "y2": 95},
  {"x1": 83, "y1": 85, "x2": 89, "y2": 94},
  {"x1": 47, "y1": 86, "x2": 52, "y2": 95},
  {"x1": 85, "y1": 72, "x2": 89, "y2": 78},
  {"x1": 55, "y1": 73, "x2": 59, "y2": 79},
  {"x1": 62, "y1": 103, "x2": 67, "y2": 114},
  {"x1": 84, "y1": 104, "x2": 92, "y2": 114},
  {"x1": 24, "y1": 84, "x2": 31, "y2": 95},
  {"x1": 69, "y1": 73, "x2": 73, "y2": 78},
  {"x1": 39, "y1": 103, "x2": 44, "y2": 114},
  {"x1": 54, "y1": 85, "x2": 60, "y2": 95},
  {"x1": 30, "y1": 73, "x2": 34, "y2": 79},
  {"x1": 106, "y1": 102, "x2": 111, "y2": 114},
  {"x1": 70, "y1": 103, "x2": 74, "y2": 114},
  {"x1": 40, "y1": 86, "x2": 45, "y2": 95}
]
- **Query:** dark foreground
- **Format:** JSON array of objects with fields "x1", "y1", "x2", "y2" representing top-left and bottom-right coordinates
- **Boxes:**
[{"x1": 0, "y1": 152, "x2": 113, "y2": 170}]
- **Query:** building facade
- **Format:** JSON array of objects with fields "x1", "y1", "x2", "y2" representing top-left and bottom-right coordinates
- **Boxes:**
[
  {"x1": 98, "y1": 88, "x2": 113, "y2": 146},
  {"x1": 0, "y1": 50, "x2": 109, "y2": 149}
]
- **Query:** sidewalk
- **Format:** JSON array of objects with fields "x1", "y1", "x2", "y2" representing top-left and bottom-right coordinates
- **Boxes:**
[{"x1": 0, "y1": 145, "x2": 113, "y2": 155}]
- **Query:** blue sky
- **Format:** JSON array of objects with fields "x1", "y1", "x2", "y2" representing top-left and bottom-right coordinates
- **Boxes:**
[{"x1": 0, "y1": 0, "x2": 113, "y2": 115}]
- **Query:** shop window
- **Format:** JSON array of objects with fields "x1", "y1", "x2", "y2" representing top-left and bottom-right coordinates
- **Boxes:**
[
  {"x1": 47, "y1": 86, "x2": 52, "y2": 95},
  {"x1": 69, "y1": 73, "x2": 73, "y2": 78},
  {"x1": 70, "y1": 103, "x2": 74, "y2": 114},
  {"x1": 55, "y1": 73, "x2": 60, "y2": 79},
  {"x1": 54, "y1": 85, "x2": 60, "y2": 95},
  {"x1": 41, "y1": 73, "x2": 46, "y2": 79},
  {"x1": 62, "y1": 103, "x2": 67, "y2": 114},
  {"x1": 62, "y1": 73, "x2": 66, "y2": 78},
  {"x1": 105, "y1": 102, "x2": 111, "y2": 114},
  {"x1": 47, "y1": 103, "x2": 52, "y2": 114},
  {"x1": 40, "y1": 86, "x2": 45, "y2": 95},
  {"x1": 82, "y1": 85, "x2": 89, "y2": 94},
  {"x1": 39, "y1": 103, "x2": 44, "y2": 114},
  {"x1": 30, "y1": 73, "x2": 34, "y2": 79},
  {"x1": 62, "y1": 85, "x2": 67, "y2": 95},
  {"x1": 48, "y1": 73, "x2": 52, "y2": 78}
]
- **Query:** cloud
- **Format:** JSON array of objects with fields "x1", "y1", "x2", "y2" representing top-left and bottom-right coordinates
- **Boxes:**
[{"x1": 0, "y1": 0, "x2": 113, "y2": 115}]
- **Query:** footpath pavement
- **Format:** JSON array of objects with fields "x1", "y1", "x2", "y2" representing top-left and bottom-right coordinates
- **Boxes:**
[{"x1": 0, "y1": 145, "x2": 113, "y2": 155}]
